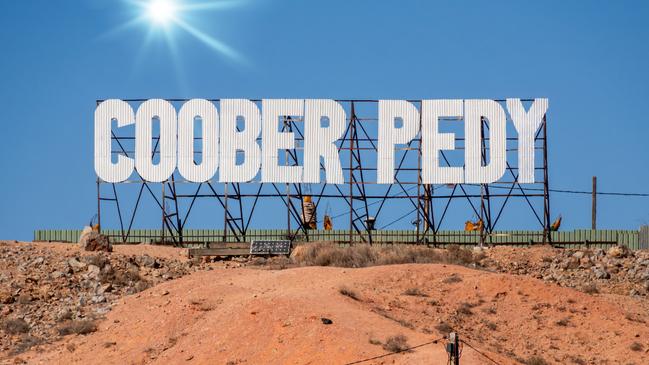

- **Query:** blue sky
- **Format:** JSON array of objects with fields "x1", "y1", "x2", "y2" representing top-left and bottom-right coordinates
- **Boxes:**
[{"x1": 1, "y1": 0, "x2": 648, "y2": 240}]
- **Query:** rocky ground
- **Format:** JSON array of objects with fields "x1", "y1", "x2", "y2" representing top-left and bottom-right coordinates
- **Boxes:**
[
  {"x1": 0, "y1": 241, "x2": 206, "y2": 358},
  {"x1": 0, "y1": 240, "x2": 648, "y2": 364},
  {"x1": 480, "y1": 245, "x2": 649, "y2": 297}
]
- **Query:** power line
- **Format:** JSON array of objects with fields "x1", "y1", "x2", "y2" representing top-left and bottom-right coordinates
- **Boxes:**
[
  {"x1": 460, "y1": 339, "x2": 502, "y2": 365},
  {"x1": 324, "y1": 183, "x2": 647, "y2": 230},
  {"x1": 550, "y1": 188, "x2": 649, "y2": 197},
  {"x1": 465, "y1": 184, "x2": 649, "y2": 197},
  {"x1": 330, "y1": 185, "x2": 420, "y2": 219},
  {"x1": 378, "y1": 208, "x2": 418, "y2": 229},
  {"x1": 344, "y1": 336, "x2": 445, "y2": 365}
]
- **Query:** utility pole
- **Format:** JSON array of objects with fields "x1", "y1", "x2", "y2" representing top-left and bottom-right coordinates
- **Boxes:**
[
  {"x1": 591, "y1": 176, "x2": 597, "y2": 230},
  {"x1": 446, "y1": 332, "x2": 460, "y2": 365}
]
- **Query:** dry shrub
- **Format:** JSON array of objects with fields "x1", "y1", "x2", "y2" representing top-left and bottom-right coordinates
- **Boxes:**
[
  {"x1": 525, "y1": 356, "x2": 548, "y2": 365},
  {"x1": 484, "y1": 321, "x2": 497, "y2": 331},
  {"x1": 443, "y1": 274, "x2": 463, "y2": 284},
  {"x1": 248, "y1": 257, "x2": 267, "y2": 266},
  {"x1": 555, "y1": 317, "x2": 570, "y2": 327},
  {"x1": 434, "y1": 322, "x2": 453, "y2": 334},
  {"x1": 58, "y1": 320, "x2": 98, "y2": 336},
  {"x1": 267, "y1": 256, "x2": 290, "y2": 270},
  {"x1": 482, "y1": 306, "x2": 497, "y2": 315},
  {"x1": 403, "y1": 288, "x2": 427, "y2": 297},
  {"x1": 189, "y1": 299, "x2": 215, "y2": 311},
  {"x1": 291, "y1": 243, "x2": 376, "y2": 268},
  {"x1": 394, "y1": 318, "x2": 415, "y2": 329},
  {"x1": 625, "y1": 313, "x2": 645, "y2": 323},
  {"x1": 374, "y1": 309, "x2": 415, "y2": 329},
  {"x1": 445, "y1": 245, "x2": 476, "y2": 265},
  {"x1": 569, "y1": 356, "x2": 586, "y2": 365},
  {"x1": 291, "y1": 243, "x2": 480, "y2": 268},
  {"x1": 2, "y1": 318, "x2": 30, "y2": 334},
  {"x1": 457, "y1": 302, "x2": 474, "y2": 315},
  {"x1": 630, "y1": 342, "x2": 643, "y2": 352},
  {"x1": 376, "y1": 245, "x2": 443, "y2": 265},
  {"x1": 581, "y1": 284, "x2": 599, "y2": 294},
  {"x1": 339, "y1": 286, "x2": 360, "y2": 301},
  {"x1": 368, "y1": 337, "x2": 382, "y2": 345},
  {"x1": 382, "y1": 335, "x2": 409, "y2": 353},
  {"x1": 10, "y1": 335, "x2": 42, "y2": 355}
]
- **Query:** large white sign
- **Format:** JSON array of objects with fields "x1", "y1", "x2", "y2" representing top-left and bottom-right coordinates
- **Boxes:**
[{"x1": 95, "y1": 98, "x2": 548, "y2": 184}]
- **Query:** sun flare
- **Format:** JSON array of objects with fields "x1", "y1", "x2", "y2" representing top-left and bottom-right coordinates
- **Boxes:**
[{"x1": 146, "y1": 0, "x2": 177, "y2": 25}]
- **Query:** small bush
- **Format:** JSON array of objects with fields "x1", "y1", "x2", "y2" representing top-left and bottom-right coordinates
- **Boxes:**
[
  {"x1": 267, "y1": 256, "x2": 290, "y2": 270},
  {"x1": 569, "y1": 356, "x2": 586, "y2": 365},
  {"x1": 339, "y1": 286, "x2": 360, "y2": 301},
  {"x1": 368, "y1": 337, "x2": 382, "y2": 346},
  {"x1": 484, "y1": 321, "x2": 497, "y2": 331},
  {"x1": 2, "y1": 318, "x2": 30, "y2": 334},
  {"x1": 435, "y1": 322, "x2": 453, "y2": 334},
  {"x1": 290, "y1": 243, "x2": 480, "y2": 268},
  {"x1": 630, "y1": 342, "x2": 643, "y2": 352},
  {"x1": 443, "y1": 274, "x2": 463, "y2": 284},
  {"x1": 625, "y1": 313, "x2": 645, "y2": 323},
  {"x1": 482, "y1": 307, "x2": 497, "y2": 315},
  {"x1": 555, "y1": 317, "x2": 570, "y2": 327},
  {"x1": 10, "y1": 335, "x2": 42, "y2": 355},
  {"x1": 395, "y1": 318, "x2": 415, "y2": 329},
  {"x1": 525, "y1": 356, "x2": 548, "y2": 365},
  {"x1": 189, "y1": 299, "x2": 215, "y2": 311},
  {"x1": 403, "y1": 288, "x2": 427, "y2": 297},
  {"x1": 382, "y1": 335, "x2": 409, "y2": 353},
  {"x1": 581, "y1": 284, "x2": 599, "y2": 294},
  {"x1": 445, "y1": 245, "x2": 476, "y2": 265},
  {"x1": 374, "y1": 309, "x2": 415, "y2": 329},
  {"x1": 457, "y1": 302, "x2": 474, "y2": 315},
  {"x1": 58, "y1": 320, "x2": 98, "y2": 336}
]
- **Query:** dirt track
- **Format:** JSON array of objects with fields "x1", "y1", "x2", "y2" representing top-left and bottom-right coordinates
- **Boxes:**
[{"x1": 7, "y1": 245, "x2": 648, "y2": 365}]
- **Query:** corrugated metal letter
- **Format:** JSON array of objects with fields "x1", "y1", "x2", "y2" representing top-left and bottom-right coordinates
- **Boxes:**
[
  {"x1": 94, "y1": 99, "x2": 135, "y2": 183},
  {"x1": 507, "y1": 98, "x2": 548, "y2": 183},
  {"x1": 377, "y1": 100, "x2": 419, "y2": 184},
  {"x1": 177, "y1": 99, "x2": 218, "y2": 182},
  {"x1": 261, "y1": 99, "x2": 303, "y2": 183},
  {"x1": 465, "y1": 99, "x2": 506, "y2": 184},
  {"x1": 220, "y1": 99, "x2": 262, "y2": 182},
  {"x1": 421, "y1": 100, "x2": 464, "y2": 184},
  {"x1": 303, "y1": 99, "x2": 345, "y2": 184},
  {"x1": 135, "y1": 99, "x2": 177, "y2": 182}
]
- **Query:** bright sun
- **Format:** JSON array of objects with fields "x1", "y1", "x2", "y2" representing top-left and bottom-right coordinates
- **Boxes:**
[
  {"x1": 147, "y1": 0, "x2": 176, "y2": 24},
  {"x1": 111, "y1": 0, "x2": 246, "y2": 63}
]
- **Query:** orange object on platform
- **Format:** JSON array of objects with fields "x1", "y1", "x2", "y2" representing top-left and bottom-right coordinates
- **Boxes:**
[
  {"x1": 323, "y1": 215, "x2": 333, "y2": 230},
  {"x1": 464, "y1": 219, "x2": 483, "y2": 231}
]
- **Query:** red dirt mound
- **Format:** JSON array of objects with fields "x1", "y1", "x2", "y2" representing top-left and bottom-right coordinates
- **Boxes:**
[{"x1": 13, "y1": 263, "x2": 649, "y2": 365}]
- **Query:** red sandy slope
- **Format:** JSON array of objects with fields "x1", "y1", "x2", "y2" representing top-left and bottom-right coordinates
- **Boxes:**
[{"x1": 15, "y1": 263, "x2": 649, "y2": 364}]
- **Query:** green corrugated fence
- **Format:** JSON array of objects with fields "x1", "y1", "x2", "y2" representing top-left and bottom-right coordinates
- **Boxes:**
[{"x1": 33, "y1": 228, "x2": 642, "y2": 250}]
